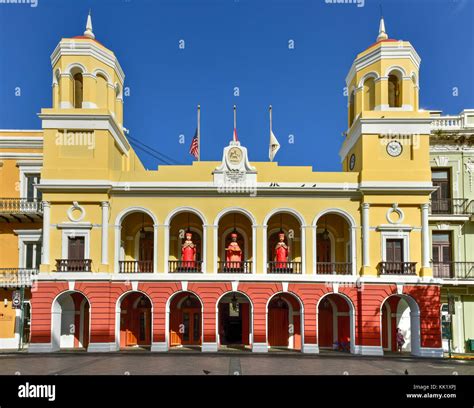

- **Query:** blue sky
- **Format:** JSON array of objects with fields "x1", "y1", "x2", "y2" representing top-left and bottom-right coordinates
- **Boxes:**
[{"x1": 0, "y1": 0, "x2": 473, "y2": 170}]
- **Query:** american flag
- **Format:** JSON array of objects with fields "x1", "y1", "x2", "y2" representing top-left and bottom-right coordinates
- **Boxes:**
[{"x1": 189, "y1": 128, "x2": 199, "y2": 159}]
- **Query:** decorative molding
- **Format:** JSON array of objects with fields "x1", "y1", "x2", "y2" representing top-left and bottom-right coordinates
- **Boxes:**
[{"x1": 67, "y1": 201, "x2": 86, "y2": 222}]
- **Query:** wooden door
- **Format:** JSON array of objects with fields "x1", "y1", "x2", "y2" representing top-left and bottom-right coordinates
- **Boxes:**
[
  {"x1": 136, "y1": 307, "x2": 151, "y2": 345},
  {"x1": 432, "y1": 169, "x2": 451, "y2": 213},
  {"x1": 386, "y1": 239, "x2": 403, "y2": 264},
  {"x1": 268, "y1": 307, "x2": 289, "y2": 347},
  {"x1": 318, "y1": 299, "x2": 333, "y2": 347},
  {"x1": 432, "y1": 233, "x2": 452, "y2": 278},
  {"x1": 181, "y1": 307, "x2": 201, "y2": 345},
  {"x1": 68, "y1": 236, "x2": 85, "y2": 259}
]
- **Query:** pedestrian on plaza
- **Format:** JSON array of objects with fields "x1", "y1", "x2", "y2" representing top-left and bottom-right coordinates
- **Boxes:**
[{"x1": 396, "y1": 328, "x2": 405, "y2": 353}]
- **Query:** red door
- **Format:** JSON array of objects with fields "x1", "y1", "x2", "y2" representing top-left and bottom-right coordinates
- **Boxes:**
[
  {"x1": 268, "y1": 307, "x2": 289, "y2": 347},
  {"x1": 318, "y1": 299, "x2": 333, "y2": 347}
]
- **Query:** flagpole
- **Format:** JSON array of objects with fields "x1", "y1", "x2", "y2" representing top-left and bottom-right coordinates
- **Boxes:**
[
  {"x1": 269, "y1": 105, "x2": 273, "y2": 134},
  {"x1": 233, "y1": 105, "x2": 237, "y2": 130},
  {"x1": 197, "y1": 104, "x2": 201, "y2": 161}
]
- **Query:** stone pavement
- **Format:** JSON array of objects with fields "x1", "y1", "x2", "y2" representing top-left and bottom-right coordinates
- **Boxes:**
[{"x1": 0, "y1": 351, "x2": 473, "y2": 375}]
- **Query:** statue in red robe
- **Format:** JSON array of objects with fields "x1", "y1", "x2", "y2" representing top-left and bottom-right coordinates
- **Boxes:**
[
  {"x1": 181, "y1": 231, "x2": 196, "y2": 269},
  {"x1": 226, "y1": 232, "x2": 242, "y2": 270},
  {"x1": 274, "y1": 231, "x2": 289, "y2": 268}
]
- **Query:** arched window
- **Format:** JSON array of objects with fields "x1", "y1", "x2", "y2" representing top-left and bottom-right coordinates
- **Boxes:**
[
  {"x1": 363, "y1": 77, "x2": 375, "y2": 111},
  {"x1": 96, "y1": 74, "x2": 108, "y2": 109},
  {"x1": 388, "y1": 72, "x2": 402, "y2": 108},
  {"x1": 349, "y1": 91, "x2": 355, "y2": 127},
  {"x1": 73, "y1": 73, "x2": 83, "y2": 108}
]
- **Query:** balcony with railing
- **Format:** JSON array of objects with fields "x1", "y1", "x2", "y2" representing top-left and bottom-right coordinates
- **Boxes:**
[
  {"x1": 0, "y1": 198, "x2": 43, "y2": 222},
  {"x1": 168, "y1": 260, "x2": 203, "y2": 273},
  {"x1": 430, "y1": 198, "x2": 471, "y2": 216},
  {"x1": 217, "y1": 261, "x2": 252, "y2": 274},
  {"x1": 56, "y1": 259, "x2": 92, "y2": 272},
  {"x1": 316, "y1": 262, "x2": 352, "y2": 275},
  {"x1": 0, "y1": 268, "x2": 39, "y2": 287},
  {"x1": 267, "y1": 261, "x2": 302, "y2": 274},
  {"x1": 431, "y1": 110, "x2": 474, "y2": 131},
  {"x1": 432, "y1": 262, "x2": 474, "y2": 280},
  {"x1": 118, "y1": 260, "x2": 153, "y2": 273},
  {"x1": 378, "y1": 262, "x2": 417, "y2": 275}
]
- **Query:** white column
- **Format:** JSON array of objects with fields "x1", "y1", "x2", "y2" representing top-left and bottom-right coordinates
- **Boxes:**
[
  {"x1": 262, "y1": 225, "x2": 268, "y2": 274},
  {"x1": 361, "y1": 203, "x2": 370, "y2": 267},
  {"x1": 300, "y1": 225, "x2": 306, "y2": 274},
  {"x1": 350, "y1": 226, "x2": 357, "y2": 275},
  {"x1": 421, "y1": 203, "x2": 430, "y2": 268},
  {"x1": 252, "y1": 224, "x2": 257, "y2": 274},
  {"x1": 42, "y1": 201, "x2": 51, "y2": 265},
  {"x1": 153, "y1": 224, "x2": 159, "y2": 273},
  {"x1": 114, "y1": 225, "x2": 121, "y2": 273},
  {"x1": 100, "y1": 201, "x2": 110, "y2": 265}
]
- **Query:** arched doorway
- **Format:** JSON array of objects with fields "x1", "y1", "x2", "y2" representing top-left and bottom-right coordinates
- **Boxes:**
[
  {"x1": 265, "y1": 211, "x2": 303, "y2": 274},
  {"x1": 118, "y1": 210, "x2": 155, "y2": 273},
  {"x1": 52, "y1": 291, "x2": 90, "y2": 350},
  {"x1": 218, "y1": 292, "x2": 252, "y2": 350},
  {"x1": 167, "y1": 210, "x2": 205, "y2": 273},
  {"x1": 267, "y1": 293, "x2": 302, "y2": 350},
  {"x1": 314, "y1": 211, "x2": 355, "y2": 276},
  {"x1": 381, "y1": 295, "x2": 420, "y2": 355},
  {"x1": 217, "y1": 211, "x2": 254, "y2": 273},
  {"x1": 317, "y1": 294, "x2": 352, "y2": 352},
  {"x1": 169, "y1": 292, "x2": 202, "y2": 348},
  {"x1": 119, "y1": 292, "x2": 152, "y2": 349}
]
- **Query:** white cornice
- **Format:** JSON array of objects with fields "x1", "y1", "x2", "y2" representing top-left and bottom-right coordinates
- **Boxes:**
[
  {"x1": 0, "y1": 152, "x2": 43, "y2": 159},
  {"x1": 346, "y1": 43, "x2": 421, "y2": 86},
  {"x1": 339, "y1": 117, "x2": 432, "y2": 161},
  {"x1": 38, "y1": 113, "x2": 130, "y2": 155},
  {"x1": 0, "y1": 136, "x2": 43, "y2": 149},
  {"x1": 51, "y1": 39, "x2": 125, "y2": 84}
]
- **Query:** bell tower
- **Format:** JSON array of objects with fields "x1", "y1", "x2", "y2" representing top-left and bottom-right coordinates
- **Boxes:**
[
  {"x1": 340, "y1": 17, "x2": 432, "y2": 183},
  {"x1": 39, "y1": 12, "x2": 132, "y2": 181}
]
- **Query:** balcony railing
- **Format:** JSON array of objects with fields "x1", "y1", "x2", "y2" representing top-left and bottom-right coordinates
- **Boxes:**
[
  {"x1": 119, "y1": 260, "x2": 153, "y2": 273},
  {"x1": 431, "y1": 116, "x2": 464, "y2": 130},
  {"x1": 217, "y1": 261, "x2": 252, "y2": 274},
  {"x1": 316, "y1": 262, "x2": 352, "y2": 275},
  {"x1": 430, "y1": 198, "x2": 470, "y2": 215},
  {"x1": 378, "y1": 262, "x2": 417, "y2": 275},
  {"x1": 432, "y1": 262, "x2": 474, "y2": 280},
  {"x1": 267, "y1": 261, "x2": 302, "y2": 274},
  {"x1": 56, "y1": 259, "x2": 92, "y2": 272},
  {"x1": 168, "y1": 260, "x2": 203, "y2": 273},
  {"x1": 0, "y1": 268, "x2": 38, "y2": 288},
  {"x1": 0, "y1": 198, "x2": 43, "y2": 222}
]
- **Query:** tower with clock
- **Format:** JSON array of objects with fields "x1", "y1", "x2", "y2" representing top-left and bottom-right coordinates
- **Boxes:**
[{"x1": 339, "y1": 17, "x2": 432, "y2": 186}]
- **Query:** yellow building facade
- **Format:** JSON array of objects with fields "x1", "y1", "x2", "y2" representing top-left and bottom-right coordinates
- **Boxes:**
[{"x1": 0, "y1": 16, "x2": 447, "y2": 356}]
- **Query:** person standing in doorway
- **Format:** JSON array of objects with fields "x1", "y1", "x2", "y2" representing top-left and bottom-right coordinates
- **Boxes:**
[{"x1": 396, "y1": 328, "x2": 405, "y2": 353}]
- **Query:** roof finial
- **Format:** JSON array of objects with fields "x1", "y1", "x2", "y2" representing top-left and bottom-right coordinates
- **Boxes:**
[
  {"x1": 377, "y1": 18, "x2": 388, "y2": 42},
  {"x1": 84, "y1": 9, "x2": 95, "y2": 40}
]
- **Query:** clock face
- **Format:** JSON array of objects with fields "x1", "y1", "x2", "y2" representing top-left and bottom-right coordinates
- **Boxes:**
[
  {"x1": 228, "y1": 147, "x2": 243, "y2": 164},
  {"x1": 386, "y1": 141, "x2": 403, "y2": 157},
  {"x1": 349, "y1": 154, "x2": 356, "y2": 170}
]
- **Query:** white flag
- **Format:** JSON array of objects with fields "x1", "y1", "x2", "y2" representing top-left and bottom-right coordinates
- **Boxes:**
[{"x1": 269, "y1": 130, "x2": 280, "y2": 161}]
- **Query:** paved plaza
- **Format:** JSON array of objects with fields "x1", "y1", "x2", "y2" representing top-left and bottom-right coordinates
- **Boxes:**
[{"x1": 0, "y1": 351, "x2": 473, "y2": 375}]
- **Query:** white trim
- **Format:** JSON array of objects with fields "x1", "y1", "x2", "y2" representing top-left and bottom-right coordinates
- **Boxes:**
[
  {"x1": 39, "y1": 114, "x2": 130, "y2": 156},
  {"x1": 0, "y1": 153, "x2": 43, "y2": 159},
  {"x1": 87, "y1": 342, "x2": 117, "y2": 352},
  {"x1": 202, "y1": 342, "x2": 218, "y2": 352},
  {"x1": 251, "y1": 343, "x2": 268, "y2": 353},
  {"x1": 414, "y1": 347, "x2": 444, "y2": 358},
  {"x1": 15, "y1": 229, "x2": 42, "y2": 269},
  {"x1": 51, "y1": 39, "x2": 125, "y2": 83},
  {"x1": 353, "y1": 345, "x2": 384, "y2": 356},
  {"x1": 150, "y1": 342, "x2": 168, "y2": 352},
  {"x1": 302, "y1": 343, "x2": 319, "y2": 354},
  {"x1": 28, "y1": 343, "x2": 55, "y2": 353},
  {"x1": 0, "y1": 136, "x2": 43, "y2": 149}
]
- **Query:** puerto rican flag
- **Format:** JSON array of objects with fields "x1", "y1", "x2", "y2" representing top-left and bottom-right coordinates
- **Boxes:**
[{"x1": 189, "y1": 128, "x2": 199, "y2": 159}]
